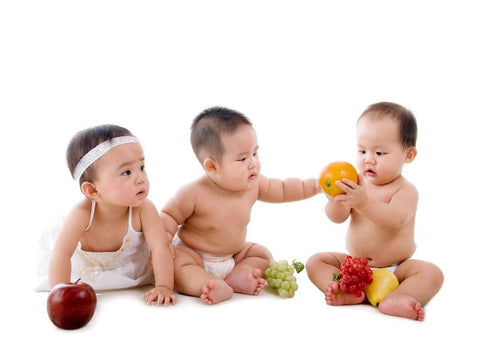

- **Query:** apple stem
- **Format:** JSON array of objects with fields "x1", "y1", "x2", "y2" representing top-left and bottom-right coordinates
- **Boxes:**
[{"x1": 74, "y1": 278, "x2": 81, "y2": 284}]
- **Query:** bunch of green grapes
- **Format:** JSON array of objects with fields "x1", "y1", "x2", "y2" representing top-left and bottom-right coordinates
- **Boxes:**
[{"x1": 264, "y1": 259, "x2": 304, "y2": 298}]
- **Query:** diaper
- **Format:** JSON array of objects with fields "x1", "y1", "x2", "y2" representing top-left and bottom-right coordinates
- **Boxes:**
[
  {"x1": 371, "y1": 264, "x2": 398, "y2": 274},
  {"x1": 173, "y1": 235, "x2": 235, "y2": 278}
]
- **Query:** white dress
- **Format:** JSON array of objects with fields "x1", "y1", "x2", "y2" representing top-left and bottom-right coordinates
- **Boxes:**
[{"x1": 36, "y1": 201, "x2": 154, "y2": 291}]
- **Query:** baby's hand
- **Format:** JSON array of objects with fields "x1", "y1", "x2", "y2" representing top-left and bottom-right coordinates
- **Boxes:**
[
  {"x1": 144, "y1": 286, "x2": 176, "y2": 306},
  {"x1": 314, "y1": 181, "x2": 322, "y2": 195},
  {"x1": 334, "y1": 176, "x2": 367, "y2": 209}
]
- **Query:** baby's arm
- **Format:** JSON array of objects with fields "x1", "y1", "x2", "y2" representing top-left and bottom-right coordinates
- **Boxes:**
[
  {"x1": 325, "y1": 198, "x2": 351, "y2": 223},
  {"x1": 257, "y1": 175, "x2": 319, "y2": 203},
  {"x1": 337, "y1": 178, "x2": 418, "y2": 229},
  {"x1": 160, "y1": 183, "x2": 196, "y2": 235},
  {"x1": 48, "y1": 204, "x2": 90, "y2": 288},
  {"x1": 141, "y1": 200, "x2": 175, "y2": 306}
]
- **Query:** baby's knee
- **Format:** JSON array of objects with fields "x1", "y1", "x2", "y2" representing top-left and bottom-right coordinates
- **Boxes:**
[
  {"x1": 306, "y1": 252, "x2": 337, "y2": 272},
  {"x1": 406, "y1": 260, "x2": 444, "y2": 290},
  {"x1": 425, "y1": 262, "x2": 444, "y2": 290},
  {"x1": 240, "y1": 242, "x2": 272, "y2": 261}
]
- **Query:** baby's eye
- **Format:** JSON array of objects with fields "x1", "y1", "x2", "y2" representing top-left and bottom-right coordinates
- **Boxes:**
[
  {"x1": 238, "y1": 157, "x2": 247, "y2": 162},
  {"x1": 141, "y1": 165, "x2": 145, "y2": 171},
  {"x1": 376, "y1": 152, "x2": 385, "y2": 156},
  {"x1": 121, "y1": 170, "x2": 131, "y2": 176},
  {"x1": 359, "y1": 150, "x2": 366, "y2": 154}
]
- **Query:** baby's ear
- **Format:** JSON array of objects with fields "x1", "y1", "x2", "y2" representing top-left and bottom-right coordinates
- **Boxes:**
[
  {"x1": 203, "y1": 157, "x2": 219, "y2": 174},
  {"x1": 81, "y1": 181, "x2": 98, "y2": 199},
  {"x1": 405, "y1": 146, "x2": 417, "y2": 163}
]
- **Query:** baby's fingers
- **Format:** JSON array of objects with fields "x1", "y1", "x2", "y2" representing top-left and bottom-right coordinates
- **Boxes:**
[
  {"x1": 155, "y1": 294, "x2": 166, "y2": 306},
  {"x1": 145, "y1": 293, "x2": 156, "y2": 305},
  {"x1": 340, "y1": 178, "x2": 357, "y2": 189},
  {"x1": 157, "y1": 293, "x2": 176, "y2": 306}
]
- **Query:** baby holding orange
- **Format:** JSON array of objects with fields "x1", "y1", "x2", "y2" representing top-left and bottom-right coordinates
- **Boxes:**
[{"x1": 307, "y1": 102, "x2": 443, "y2": 320}]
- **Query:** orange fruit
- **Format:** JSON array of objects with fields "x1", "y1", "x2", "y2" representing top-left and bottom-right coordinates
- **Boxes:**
[{"x1": 319, "y1": 161, "x2": 358, "y2": 197}]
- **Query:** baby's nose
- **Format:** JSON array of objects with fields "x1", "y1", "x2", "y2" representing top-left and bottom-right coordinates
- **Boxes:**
[
  {"x1": 365, "y1": 152, "x2": 376, "y2": 164},
  {"x1": 135, "y1": 172, "x2": 146, "y2": 184}
]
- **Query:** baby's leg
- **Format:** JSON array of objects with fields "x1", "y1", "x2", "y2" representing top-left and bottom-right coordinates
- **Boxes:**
[
  {"x1": 378, "y1": 259, "x2": 443, "y2": 321},
  {"x1": 174, "y1": 246, "x2": 233, "y2": 304},
  {"x1": 306, "y1": 252, "x2": 365, "y2": 305},
  {"x1": 225, "y1": 242, "x2": 272, "y2": 295}
]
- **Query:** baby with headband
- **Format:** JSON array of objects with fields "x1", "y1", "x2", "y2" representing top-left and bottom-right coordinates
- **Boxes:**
[{"x1": 36, "y1": 124, "x2": 175, "y2": 306}]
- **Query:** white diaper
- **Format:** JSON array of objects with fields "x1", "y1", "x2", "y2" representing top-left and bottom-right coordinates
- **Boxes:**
[
  {"x1": 371, "y1": 264, "x2": 398, "y2": 273},
  {"x1": 173, "y1": 235, "x2": 235, "y2": 278}
]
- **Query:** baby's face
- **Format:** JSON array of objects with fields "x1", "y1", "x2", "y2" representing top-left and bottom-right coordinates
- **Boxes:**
[
  {"x1": 91, "y1": 142, "x2": 150, "y2": 207},
  {"x1": 215, "y1": 124, "x2": 261, "y2": 191},
  {"x1": 356, "y1": 116, "x2": 409, "y2": 185}
]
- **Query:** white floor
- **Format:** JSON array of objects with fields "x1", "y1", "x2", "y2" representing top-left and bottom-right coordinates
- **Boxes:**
[
  {"x1": 23, "y1": 269, "x2": 463, "y2": 344},
  {"x1": 3, "y1": 1, "x2": 480, "y2": 343}
]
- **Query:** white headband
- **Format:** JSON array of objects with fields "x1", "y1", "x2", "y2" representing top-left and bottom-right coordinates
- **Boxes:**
[{"x1": 73, "y1": 136, "x2": 139, "y2": 181}]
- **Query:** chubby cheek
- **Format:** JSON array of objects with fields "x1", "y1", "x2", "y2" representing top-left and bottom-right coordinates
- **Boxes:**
[{"x1": 355, "y1": 158, "x2": 364, "y2": 172}]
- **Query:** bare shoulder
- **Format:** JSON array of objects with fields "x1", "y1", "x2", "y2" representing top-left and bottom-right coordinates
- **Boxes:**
[
  {"x1": 136, "y1": 199, "x2": 165, "y2": 232},
  {"x1": 176, "y1": 177, "x2": 205, "y2": 198},
  {"x1": 136, "y1": 199, "x2": 158, "y2": 217},
  {"x1": 397, "y1": 176, "x2": 418, "y2": 196},
  {"x1": 389, "y1": 176, "x2": 419, "y2": 205},
  {"x1": 161, "y1": 177, "x2": 204, "y2": 223},
  {"x1": 55, "y1": 199, "x2": 92, "y2": 249},
  {"x1": 66, "y1": 198, "x2": 92, "y2": 228}
]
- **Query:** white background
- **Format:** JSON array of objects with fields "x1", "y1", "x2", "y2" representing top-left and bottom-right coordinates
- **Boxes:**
[{"x1": 1, "y1": 1, "x2": 478, "y2": 342}]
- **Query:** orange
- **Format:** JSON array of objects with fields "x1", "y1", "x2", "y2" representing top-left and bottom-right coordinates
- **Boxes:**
[{"x1": 319, "y1": 161, "x2": 358, "y2": 197}]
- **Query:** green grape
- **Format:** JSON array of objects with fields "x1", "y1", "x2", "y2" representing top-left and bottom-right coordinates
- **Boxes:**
[{"x1": 264, "y1": 258, "x2": 304, "y2": 298}]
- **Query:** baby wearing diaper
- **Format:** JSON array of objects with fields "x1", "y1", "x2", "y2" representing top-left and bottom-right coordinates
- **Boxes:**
[
  {"x1": 172, "y1": 235, "x2": 235, "y2": 278},
  {"x1": 306, "y1": 102, "x2": 443, "y2": 321},
  {"x1": 160, "y1": 107, "x2": 319, "y2": 305}
]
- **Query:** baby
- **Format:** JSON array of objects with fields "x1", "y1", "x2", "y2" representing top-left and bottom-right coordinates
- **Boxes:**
[
  {"x1": 306, "y1": 102, "x2": 443, "y2": 320},
  {"x1": 37, "y1": 124, "x2": 175, "y2": 306},
  {"x1": 161, "y1": 107, "x2": 319, "y2": 304}
]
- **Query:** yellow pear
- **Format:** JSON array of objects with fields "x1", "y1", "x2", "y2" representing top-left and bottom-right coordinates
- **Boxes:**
[{"x1": 365, "y1": 268, "x2": 399, "y2": 306}]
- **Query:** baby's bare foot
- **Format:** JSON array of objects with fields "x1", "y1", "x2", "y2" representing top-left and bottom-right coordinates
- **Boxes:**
[
  {"x1": 325, "y1": 281, "x2": 365, "y2": 306},
  {"x1": 225, "y1": 267, "x2": 265, "y2": 295},
  {"x1": 200, "y1": 279, "x2": 233, "y2": 305},
  {"x1": 378, "y1": 293, "x2": 425, "y2": 321}
]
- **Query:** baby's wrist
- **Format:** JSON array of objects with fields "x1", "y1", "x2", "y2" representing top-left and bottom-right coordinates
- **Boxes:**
[{"x1": 155, "y1": 284, "x2": 172, "y2": 291}]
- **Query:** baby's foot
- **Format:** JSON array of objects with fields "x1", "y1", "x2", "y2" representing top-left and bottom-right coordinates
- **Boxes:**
[
  {"x1": 378, "y1": 293, "x2": 425, "y2": 321},
  {"x1": 200, "y1": 279, "x2": 233, "y2": 305},
  {"x1": 225, "y1": 267, "x2": 265, "y2": 295},
  {"x1": 325, "y1": 281, "x2": 365, "y2": 306}
]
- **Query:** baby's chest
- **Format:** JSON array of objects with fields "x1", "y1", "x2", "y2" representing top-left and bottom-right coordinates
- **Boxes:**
[
  {"x1": 365, "y1": 185, "x2": 398, "y2": 203},
  {"x1": 80, "y1": 227, "x2": 130, "y2": 252},
  {"x1": 199, "y1": 198, "x2": 253, "y2": 224}
]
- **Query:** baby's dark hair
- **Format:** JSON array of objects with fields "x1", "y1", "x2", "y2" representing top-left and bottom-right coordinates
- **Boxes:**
[
  {"x1": 359, "y1": 102, "x2": 417, "y2": 148},
  {"x1": 190, "y1": 107, "x2": 252, "y2": 162},
  {"x1": 66, "y1": 124, "x2": 133, "y2": 184}
]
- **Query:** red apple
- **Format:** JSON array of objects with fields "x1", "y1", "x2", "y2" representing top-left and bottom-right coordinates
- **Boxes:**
[{"x1": 47, "y1": 279, "x2": 97, "y2": 330}]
